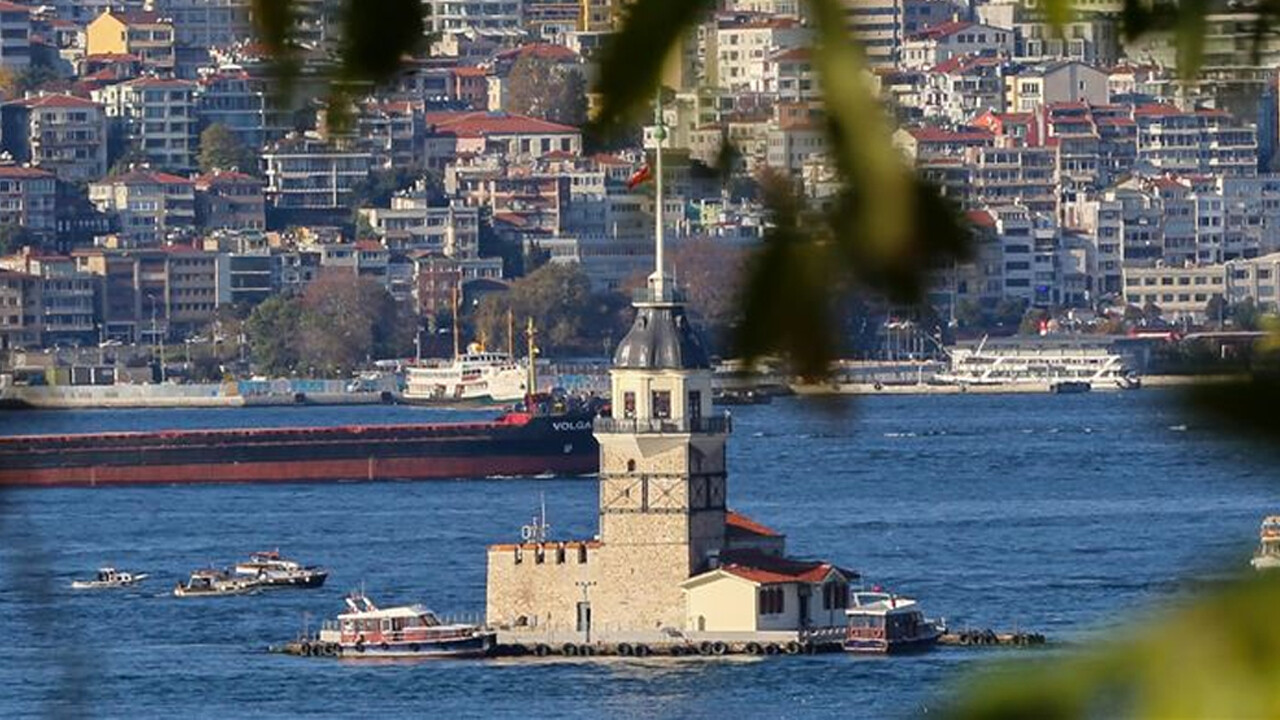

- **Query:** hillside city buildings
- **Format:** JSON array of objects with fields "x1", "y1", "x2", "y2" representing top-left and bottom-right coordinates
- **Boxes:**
[{"x1": 1, "y1": 0, "x2": 1280, "y2": 354}]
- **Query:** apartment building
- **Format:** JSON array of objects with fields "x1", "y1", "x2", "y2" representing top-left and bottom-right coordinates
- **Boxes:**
[
  {"x1": 94, "y1": 77, "x2": 198, "y2": 171},
  {"x1": 0, "y1": 94, "x2": 109, "y2": 183},
  {"x1": 86, "y1": 10, "x2": 175, "y2": 74},
  {"x1": 0, "y1": 1, "x2": 31, "y2": 70},
  {"x1": 0, "y1": 166, "x2": 57, "y2": 242},
  {"x1": 88, "y1": 169, "x2": 196, "y2": 246}
]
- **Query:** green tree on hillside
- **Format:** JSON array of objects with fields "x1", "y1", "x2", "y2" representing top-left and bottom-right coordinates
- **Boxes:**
[
  {"x1": 198, "y1": 124, "x2": 258, "y2": 174},
  {"x1": 244, "y1": 295, "x2": 302, "y2": 376},
  {"x1": 472, "y1": 263, "x2": 628, "y2": 356},
  {"x1": 505, "y1": 55, "x2": 588, "y2": 127}
]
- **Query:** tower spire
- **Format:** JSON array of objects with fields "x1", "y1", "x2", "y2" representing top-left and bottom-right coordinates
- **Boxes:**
[{"x1": 649, "y1": 88, "x2": 672, "y2": 303}]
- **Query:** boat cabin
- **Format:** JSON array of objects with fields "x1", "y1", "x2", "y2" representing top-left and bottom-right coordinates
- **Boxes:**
[{"x1": 845, "y1": 592, "x2": 929, "y2": 644}]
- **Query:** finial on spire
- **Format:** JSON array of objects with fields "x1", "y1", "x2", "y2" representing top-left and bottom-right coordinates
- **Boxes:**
[{"x1": 648, "y1": 88, "x2": 672, "y2": 303}]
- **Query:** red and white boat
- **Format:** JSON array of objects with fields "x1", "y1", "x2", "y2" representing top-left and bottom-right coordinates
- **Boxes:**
[
  {"x1": 844, "y1": 591, "x2": 944, "y2": 654},
  {"x1": 309, "y1": 592, "x2": 495, "y2": 659}
]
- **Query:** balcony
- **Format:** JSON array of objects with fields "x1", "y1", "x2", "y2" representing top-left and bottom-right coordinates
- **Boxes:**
[{"x1": 594, "y1": 416, "x2": 731, "y2": 435}]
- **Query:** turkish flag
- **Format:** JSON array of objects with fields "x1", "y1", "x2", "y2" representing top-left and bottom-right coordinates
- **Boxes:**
[{"x1": 626, "y1": 164, "x2": 652, "y2": 189}]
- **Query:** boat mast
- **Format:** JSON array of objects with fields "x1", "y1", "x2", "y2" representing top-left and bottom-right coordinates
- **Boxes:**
[
  {"x1": 451, "y1": 285, "x2": 460, "y2": 359},
  {"x1": 525, "y1": 317, "x2": 537, "y2": 396},
  {"x1": 507, "y1": 308, "x2": 515, "y2": 357}
]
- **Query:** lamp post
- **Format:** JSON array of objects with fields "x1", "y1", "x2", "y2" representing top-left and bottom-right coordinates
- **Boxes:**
[
  {"x1": 147, "y1": 293, "x2": 166, "y2": 383},
  {"x1": 575, "y1": 580, "x2": 597, "y2": 644}
]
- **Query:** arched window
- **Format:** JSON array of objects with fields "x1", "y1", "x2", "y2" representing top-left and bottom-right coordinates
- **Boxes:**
[{"x1": 626, "y1": 459, "x2": 636, "y2": 472}]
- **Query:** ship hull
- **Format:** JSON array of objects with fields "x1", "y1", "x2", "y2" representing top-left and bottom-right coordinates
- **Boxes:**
[{"x1": 0, "y1": 413, "x2": 598, "y2": 488}]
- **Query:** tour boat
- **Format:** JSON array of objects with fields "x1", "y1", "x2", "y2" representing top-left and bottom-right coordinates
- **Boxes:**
[
  {"x1": 173, "y1": 569, "x2": 262, "y2": 597},
  {"x1": 71, "y1": 567, "x2": 149, "y2": 589},
  {"x1": 233, "y1": 550, "x2": 328, "y2": 589},
  {"x1": 1251, "y1": 516, "x2": 1280, "y2": 570},
  {"x1": 311, "y1": 592, "x2": 495, "y2": 658},
  {"x1": 844, "y1": 591, "x2": 944, "y2": 654}
]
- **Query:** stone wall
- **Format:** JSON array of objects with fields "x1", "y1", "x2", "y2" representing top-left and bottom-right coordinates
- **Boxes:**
[{"x1": 485, "y1": 541, "x2": 598, "y2": 634}]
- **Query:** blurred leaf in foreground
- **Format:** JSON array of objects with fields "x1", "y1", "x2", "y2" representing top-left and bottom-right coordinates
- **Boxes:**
[{"x1": 948, "y1": 575, "x2": 1280, "y2": 719}]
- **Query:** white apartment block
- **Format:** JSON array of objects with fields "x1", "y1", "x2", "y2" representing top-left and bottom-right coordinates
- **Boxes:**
[
  {"x1": 0, "y1": 166, "x2": 56, "y2": 241},
  {"x1": 427, "y1": 0, "x2": 523, "y2": 34},
  {"x1": 711, "y1": 16, "x2": 810, "y2": 92},
  {"x1": 2, "y1": 94, "x2": 109, "y2": 183},
  {"x1": 262, "y1": 137, "x2": 373, "y2": 210},
  {"x1": 145, "y1": 0, "x2": 252, "y2": 48},
  {"x1": 93, "y1": 78, "x2": 198, "y2": 171}
]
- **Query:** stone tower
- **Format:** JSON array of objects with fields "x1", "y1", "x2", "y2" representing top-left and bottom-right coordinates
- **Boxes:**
[{"x1": 588, "y1": 269, "x2": 730, "y2": 634}]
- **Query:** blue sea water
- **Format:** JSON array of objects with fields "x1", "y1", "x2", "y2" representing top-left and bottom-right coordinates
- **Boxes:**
[{"x1": 0, "y1": 391, "x2": 1274, "y2": 719}]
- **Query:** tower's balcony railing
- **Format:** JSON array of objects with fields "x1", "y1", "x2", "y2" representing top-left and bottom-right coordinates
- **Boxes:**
[{"x1": 594, "y1": 416, "x2": 731, "y2": 435}]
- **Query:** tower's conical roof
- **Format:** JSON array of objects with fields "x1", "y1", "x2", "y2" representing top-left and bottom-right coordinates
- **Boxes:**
[{"x1": 612, "y1": 302, "x2": 710, "y2": 370}]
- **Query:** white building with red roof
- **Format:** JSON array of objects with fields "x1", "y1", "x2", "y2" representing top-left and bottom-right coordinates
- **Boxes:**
[
  {"x1": 424, "y1": 111, "x2": 581, "y2": 171},
  {"x1": 0, "y1": 93, "x2": 109, "y2": 182},
  {"x1": 88, "y1": 169, "x2": 196, "y2": 245},
  {"x1": 900, "y1": 21, "x2": 1013, "y2": 70}
]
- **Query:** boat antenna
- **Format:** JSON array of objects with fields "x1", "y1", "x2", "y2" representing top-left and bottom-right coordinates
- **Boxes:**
[
  {"x1": 521, "y1": 492, "x2": 550, "y2": 543},
  {"x1": 452, "y1": 285, "x2": 461, "y2": 359}
]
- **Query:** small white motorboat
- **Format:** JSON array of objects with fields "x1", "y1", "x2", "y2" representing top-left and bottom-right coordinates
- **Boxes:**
[
  {"x1": 71, "y1": 567, "x2": 149, "y2": 590},
  {"x1": 173, "y1": 569, "x2": 262, "y2": 598}
]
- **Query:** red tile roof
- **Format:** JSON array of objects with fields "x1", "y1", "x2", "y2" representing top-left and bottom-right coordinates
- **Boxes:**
[
  {"x1": 103, "y1": 10, "x2": 166, "y2": 25},
  {"x1": 13, "y1": 93, "x2": 100, "y2": 109},
  {"x1": 0, "y1": 166, "x2": 54, "y2": 179},
  {"x1": 966, "y1": 209, "x2": 996, "y2": 227},
  {"x1": 716, "y1": 549, "x2": 856, "y2": 585},
  {"x1": 769, "y1": 47, "x2": 810, "y2": 62},
  {"x1": 124, "y1": 77, "x2": 194, "y2": 89},
  {"x1": 909, "y1": 20, "x2": 972, "y2": 41},
  {"x1": 427, "y1": 110, "x2": 577, "y2": 137},
  {"x1": 1133, "y1": 103, "x2": 1182, "y2": 117},
  {"x1": 103, "y1": 169, "x2": 192, "y2": 186},
  {"x1": 0, "y1": 1, "x2": 32, "y2": 13},
  {"x1": 726, "y1": 511, "x2": 782, "y2": 538}
]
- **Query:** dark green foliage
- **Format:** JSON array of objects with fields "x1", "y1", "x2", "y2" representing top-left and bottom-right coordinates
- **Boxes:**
[
  {"x1": 0, "y1": 224, "x2": 33, "y2": 256},
  {"x1": 472, "y1": 263, "x2": 629, "y2": 357},
  {"x1": 198, "y1": 124, "x2": 258, "y2": 174},
  {"x1": 244, "y1": 295, "x2": 301, "y2": 376}
]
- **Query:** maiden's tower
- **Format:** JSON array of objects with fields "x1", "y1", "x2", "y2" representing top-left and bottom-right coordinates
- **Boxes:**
[{"x1": 484, "y1": 101, "x2": 854, "y2": 647}]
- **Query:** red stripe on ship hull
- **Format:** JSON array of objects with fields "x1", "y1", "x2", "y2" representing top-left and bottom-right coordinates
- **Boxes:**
[{"x1": 0, "y1": 454, "x2": 597, "y2": 488}]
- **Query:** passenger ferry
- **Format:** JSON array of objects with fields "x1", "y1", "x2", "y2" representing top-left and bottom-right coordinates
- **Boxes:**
[
  {"x1": 233, "y1": 551, "x2": 328, "y2": 589},
  {"x1": 1251, "y1": 516, "x2": 1280, "y2": 570},
  {"x1": 844, "y1": 591, "x2": 944, "y2": 654},
  {"x1": 311, "y1": 592, "x2": 495, "y2": 658},
  {"x1": 401, "y1": 346, "x2": 527, "y2": 404},
  {"x1": 934, "y1": 337, "x2": 1139, "y2": 390}
]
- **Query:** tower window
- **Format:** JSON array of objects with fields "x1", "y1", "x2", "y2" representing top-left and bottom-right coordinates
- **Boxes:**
[
  {"x1": 623, "y1": 391, "x2": 636, "y2": 418},
  {"x1": 652, "y1": 390, "x2": 672, "y2": 419},
  {"x1": 688, "y1": 390, "x2": 702, "y2": 420},
  {"x1": 627, "y1": 459, "x2": 636, "y2": 472}
]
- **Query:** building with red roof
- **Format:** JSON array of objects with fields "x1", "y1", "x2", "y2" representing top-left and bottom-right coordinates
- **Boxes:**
[
  {"x1": 0, "y1": 93, "x2": 109, "y2": 182},
  {"x1": 425, "y1": 111, "x2": 581, "y2": 171},
  {"x1": 89, "y1": 169, "x2": 196, "y2": 246},
  {"x1": 901, "y1": 22, "x2": 1012, "y2": 71},
  {"x1": 194, "y1": 170, "x2": 266, "y2": 232}
]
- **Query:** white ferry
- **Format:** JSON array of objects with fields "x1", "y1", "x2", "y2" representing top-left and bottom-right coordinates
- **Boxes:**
[
  {"x1": 71, "y1": 567, "x2": 149, "y2": 589},
  {"x1": 1251, "y1": 516, "x2": 1280, "y2": 571},
  {"x1": 934, "y1": 337, "x2": 1139, "y2": 391},
  {"x1": 844, "y1": 591, "x2": 944, "y2": 654},
  {"x1": 402, "y1": 346, "x2": 527, "y2": 404},
  {"x1": 306, "y1": 592, "x2": 495, "y2": 659}
]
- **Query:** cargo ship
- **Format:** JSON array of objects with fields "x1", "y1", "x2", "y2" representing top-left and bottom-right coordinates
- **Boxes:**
[{"x1": 0, "y1": 396, "x2": 601, "y2": 488}]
